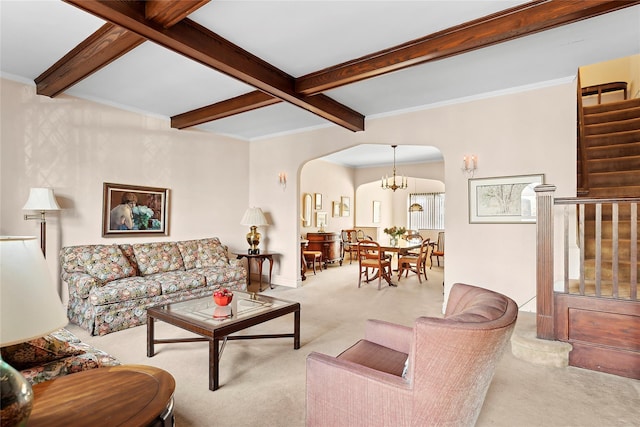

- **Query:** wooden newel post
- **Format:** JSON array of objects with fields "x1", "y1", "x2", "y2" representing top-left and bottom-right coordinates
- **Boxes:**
[{"x1": 535, "y1": 184, "x2": 556, "y2": 340}]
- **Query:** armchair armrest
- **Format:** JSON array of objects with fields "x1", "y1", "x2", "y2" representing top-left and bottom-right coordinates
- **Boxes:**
[
  {"x1": 306, "y1": 351, "x2": 411, "y2": 426},
  {"x1": 364, "y1": 319, "x2": 413, "y2": 354}
]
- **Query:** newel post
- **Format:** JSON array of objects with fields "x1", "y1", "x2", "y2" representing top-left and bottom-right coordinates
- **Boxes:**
[{"x1": 535, "y1": 184, "x2": 556, "y2": 340}]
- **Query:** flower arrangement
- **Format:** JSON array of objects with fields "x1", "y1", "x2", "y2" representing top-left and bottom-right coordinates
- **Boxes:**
[
  {"x1": 383, "y1": 226, "x2": 406, "y2": 238},
  {"x1": 132, "y1": 205, "x2": 155, "y2": 230}
]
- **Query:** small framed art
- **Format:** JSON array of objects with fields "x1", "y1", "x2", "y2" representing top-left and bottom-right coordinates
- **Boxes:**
[{"x1": 468, "y1": 174, "x2": 543, "y2": 223}]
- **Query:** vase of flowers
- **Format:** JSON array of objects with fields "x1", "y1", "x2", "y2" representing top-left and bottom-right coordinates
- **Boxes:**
[
  {"x1": 132, "y1": 205, "x2": 154, "y2": 230},
  {"x1": 383, "y1": 226, "x2": 406, "y2": 247}
]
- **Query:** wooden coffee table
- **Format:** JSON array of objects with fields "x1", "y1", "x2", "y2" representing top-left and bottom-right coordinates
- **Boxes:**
[
  {"x1": 29, "y1": 365, "x2": 175, "y2": 427},
  {"x1": 147, "y1": 291, "x2": 300, "y2": 390}
]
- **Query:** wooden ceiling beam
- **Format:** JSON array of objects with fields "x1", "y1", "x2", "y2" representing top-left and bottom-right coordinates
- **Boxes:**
[
  {"x1": 145, "y1": 0, "x2": 210, "y2": 28},
  {"x1": 172, "y1": 91, "x2": 281, "y2": 129},
  {"x1": 36, "y1": 0, "x2": 209, "y2": 97},
  {"x1": 296, "y1": 0, "x2": 640, "y2": 95},
  {"x1": 35, "y1": 23, "x2": 144, "y2": 97},
  {"x1": 64, "y1": 0, "x2": 365, "y2": 132}
]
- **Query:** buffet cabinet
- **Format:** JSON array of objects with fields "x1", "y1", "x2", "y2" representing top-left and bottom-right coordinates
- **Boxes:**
[{"x1": 306, "y1": 232, "x2": 343, "y2": 267}]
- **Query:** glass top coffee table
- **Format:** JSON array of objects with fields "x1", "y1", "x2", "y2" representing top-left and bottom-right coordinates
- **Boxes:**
[{"x1": 147, "y1": 291, "x2": 300, "y2": 391}]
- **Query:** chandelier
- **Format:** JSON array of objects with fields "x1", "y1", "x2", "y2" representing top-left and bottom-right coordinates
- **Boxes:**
[{"x1": 381, "y1": 145, "x2": 407, "y2": 191}]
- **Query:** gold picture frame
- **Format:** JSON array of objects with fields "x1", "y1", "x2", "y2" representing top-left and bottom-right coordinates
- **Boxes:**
[{"x1": 102, "y1": 182, "x2": 169, "y2": 236}]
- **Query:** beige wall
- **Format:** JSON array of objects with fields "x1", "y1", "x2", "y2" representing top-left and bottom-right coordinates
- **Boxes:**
[
  {"x1": 1, "y1": 77, "x2": 577, "y2": 311},
  {"x1": 249, "y1": 81, "x2": 576, "y2": 309},
  {"x1": 0, "y1": 78, "x2": 250, "y2": 300}
]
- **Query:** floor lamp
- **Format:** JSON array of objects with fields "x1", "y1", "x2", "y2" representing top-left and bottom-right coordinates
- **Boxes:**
[
  {"x1": 0, "y1": 236, "x2": 69, "y2": 426},
  {"x1": 23, "y1": 188, "x2": 61, "y2": 258}
]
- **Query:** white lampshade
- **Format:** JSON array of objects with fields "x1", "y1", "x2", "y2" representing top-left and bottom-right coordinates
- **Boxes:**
[
  {"x1": 240, "y1": 207, "x2": 268, "y2": 226},
  {"x1": 22, "y1": 188, "x2": 61, "y2": 211},
  {"x1": 0, "y1": 236, "x2": 68, "y2": 346}
]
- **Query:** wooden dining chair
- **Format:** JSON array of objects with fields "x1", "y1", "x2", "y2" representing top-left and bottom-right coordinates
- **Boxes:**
[
  {"x1": 341, "y1": 229, "x2": 358, "y2": 264},
  {"x1": 357, "y1": 241, "x2": 393, "y2": 290},
  {"x1": 398, "y1": 238, "x2": 430, "y2": 283},
  {"x1": 430, "y1": 231, "x2": 445, "y2": 268}
]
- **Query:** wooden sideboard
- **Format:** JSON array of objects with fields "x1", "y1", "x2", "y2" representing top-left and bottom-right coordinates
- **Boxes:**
[{"x1": 306, "y1": 232, "x2": 343, "y2": 267}]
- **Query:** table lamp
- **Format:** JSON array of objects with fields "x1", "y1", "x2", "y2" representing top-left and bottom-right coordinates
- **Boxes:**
[
  {"x1": 240, "y1": 207, "x2": 268, "y2": 255},
  {"x1": 0, "y1": 236, "x2": 68, "y2": 427},
  {"x1": 22, "y1": 187, "x2": 61, "y2": 258}
]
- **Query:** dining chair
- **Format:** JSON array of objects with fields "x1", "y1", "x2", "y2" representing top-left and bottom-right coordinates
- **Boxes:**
[
  {"x1": 340, "y1": 229, "x2": 358, "y2": 264},
  {"x1": 398, "y1": 238, "x2": 430, "y2": 283},
  {"x1": 430, "y1": 231, "x2": 445, "y2": 269},
  {"x1": 357, "y1": 241, "x2": 393, "y2": 290}
]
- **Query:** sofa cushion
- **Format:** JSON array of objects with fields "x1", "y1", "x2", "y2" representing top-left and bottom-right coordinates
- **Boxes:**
[
  {"x1": 150, "y1": 270, "x2": 206, "y2": 294},
  {"x1": 177, "y1": 238, "x2": 229, "y2": 270},
  {"x1": 16, "y1": 328, "x2": 120, "y2": 385},
  {"x1": 133, "y1": 242, "x2": 185, "y2": 276},
  {"x1": 196, "y1": 238, "x2": 229, "y2": 267},
  {"x1": 84, "y1": 245, "x2": 136, "y2": 284},
  {"x1": 60, "y1": 245, "x2": 96, "y2": 273},
  {"x1": 87, "y1": 270, "x2": 205, "y2": 305},
  {"x1": 176, "y1": 239, "x2": 200, "y2": 270},
  {"x1": 118, "y1": 244, "x2": 140, "y2": 276},
  {"x1": 197, "y1": 265, "x2": 248, "y2": 287},
  {"x1": 1, "y1": 334, "x2": 85, "y2": 370},
  {"x1": 89, "y1": 276, "x2": 162, "y2": 306}
]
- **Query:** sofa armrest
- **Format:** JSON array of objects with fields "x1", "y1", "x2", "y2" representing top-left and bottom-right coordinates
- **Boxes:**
[
  {"x1": 228, "y1": 258, "x2": 244, "y2": 268},
  {"x1": 64, "y1": 272, "x2": 100, "y2": 299},
  {"x1": 364, "y1": 319, "x2": 413, "y2": 354}
]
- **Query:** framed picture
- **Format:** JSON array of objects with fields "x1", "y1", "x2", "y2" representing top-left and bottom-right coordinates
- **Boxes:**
[
  {"x1": 103, "y1": 182, "x2": 169, "y2": 236},
  {"x1": 316, "y1": 211, "x2": 328, "y2": 228},
  {"x1": 302, "y1": 193, "x2": 312, "y2": 227},
  {"x1": 340, "y1": 196, "x2": 350, "y2": 217},
  {"x1": 469, "y1": 174, "x2": 544, "y2": 223},
  {"x1": 332, "y1": 201, "x2": 341, "y2": 217},
  {"x1": 314, "y1": 193, "x2": 322, "y2": 210},
  {"x1": 372, "y1": 200, "x2": 381, "y2": 223}
]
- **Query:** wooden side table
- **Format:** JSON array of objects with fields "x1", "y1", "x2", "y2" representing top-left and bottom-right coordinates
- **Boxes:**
[
  {"x1": 28, "y1": 365, "x2": 175, "y2": 427},
  {"x1": 236, "y1": 253, "x2": 275, "y2": 291}
]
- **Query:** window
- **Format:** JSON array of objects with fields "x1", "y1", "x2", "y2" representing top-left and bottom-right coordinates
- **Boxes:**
[{"x1": 408, "y1": 193, "x2": 445, "y2": 229}]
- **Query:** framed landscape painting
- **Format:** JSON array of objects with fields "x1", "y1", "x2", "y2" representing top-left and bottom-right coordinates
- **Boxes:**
[
  {"x1": 102, "y1": 183, "x2": 169, "y2": 236},
  {"x1": 468, "y1": 174, "x2": 543, "y2": 223}
]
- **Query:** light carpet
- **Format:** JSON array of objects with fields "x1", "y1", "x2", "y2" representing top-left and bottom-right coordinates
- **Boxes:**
[{"x1": 66, "y1": 262, "x2": 640, "y2": 426}]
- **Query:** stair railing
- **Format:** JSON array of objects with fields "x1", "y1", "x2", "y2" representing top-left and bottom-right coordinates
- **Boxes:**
[
  {"x1": 536, "y1": 185, "x2": 638, "y2": 339},
  {"x1": 576, "y1": 70, "x2": 589, "y2": 195}
]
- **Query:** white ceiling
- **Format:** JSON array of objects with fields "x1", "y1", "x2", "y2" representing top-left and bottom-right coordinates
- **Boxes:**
[{"x1": 1, "y1": 1, "x2": 639, "y2": 167}]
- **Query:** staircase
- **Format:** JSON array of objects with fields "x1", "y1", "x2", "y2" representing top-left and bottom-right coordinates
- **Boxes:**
[
  {"x1": 580, "y1": 97, "x2": 640, "y2": 291},
  {"x1": 580, "y1": 97, "x2": 640, "y2": 198}
]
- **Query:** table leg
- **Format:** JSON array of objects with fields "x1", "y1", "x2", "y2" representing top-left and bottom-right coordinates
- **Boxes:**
[
  {"x1": 268, "y1": 256, "x2": 274, "y2": 289},
  {"x1": 257, "y1": 258, "x2": 265, "y2": 291},
  {"x1": 294, "y1": 308, "x2": 300, "y2": 349},
  {"x1": 147, "y1": 315, "x2": 155, "y2": 357},
  {"x1": 210, "y1": 338, "x2": 219, "y2": 391}
]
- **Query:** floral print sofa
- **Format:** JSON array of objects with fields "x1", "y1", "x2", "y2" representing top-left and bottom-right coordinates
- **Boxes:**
[
  {"x1": 0, "y1": 328, "x2": 120, "y2": 385},
  {"x1": 60, "y1": 237, "x2": 247, "y2": 335}
]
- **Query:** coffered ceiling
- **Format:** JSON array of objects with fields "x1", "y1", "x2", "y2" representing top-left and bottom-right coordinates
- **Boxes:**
[{"x1": 2, "y1": 1, "x2": 639, "y2": 164}]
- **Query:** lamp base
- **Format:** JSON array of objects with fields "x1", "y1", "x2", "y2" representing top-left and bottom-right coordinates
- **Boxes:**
[
  {"x1": 248, "y1": 248, "x2": 260, "y2": 255},
  {"x1": 0, "y1": 357, "x2": 33, "y2": 427}
]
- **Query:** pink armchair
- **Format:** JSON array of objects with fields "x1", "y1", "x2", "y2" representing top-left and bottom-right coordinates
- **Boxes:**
[{"x1": 306, "y1": 283, "x2": 518, "y2": 427}]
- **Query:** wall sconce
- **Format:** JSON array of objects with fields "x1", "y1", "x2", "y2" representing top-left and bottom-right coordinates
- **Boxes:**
[
  {"x1": 278, "y1": 172, "x2": 287, "y2": 190},
  {"x1": 23, "y1": 187, "x2": 61, "y2": 258},
  {"x1": 462, "y1": 155, "x2": 478, "y2": 178}
]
